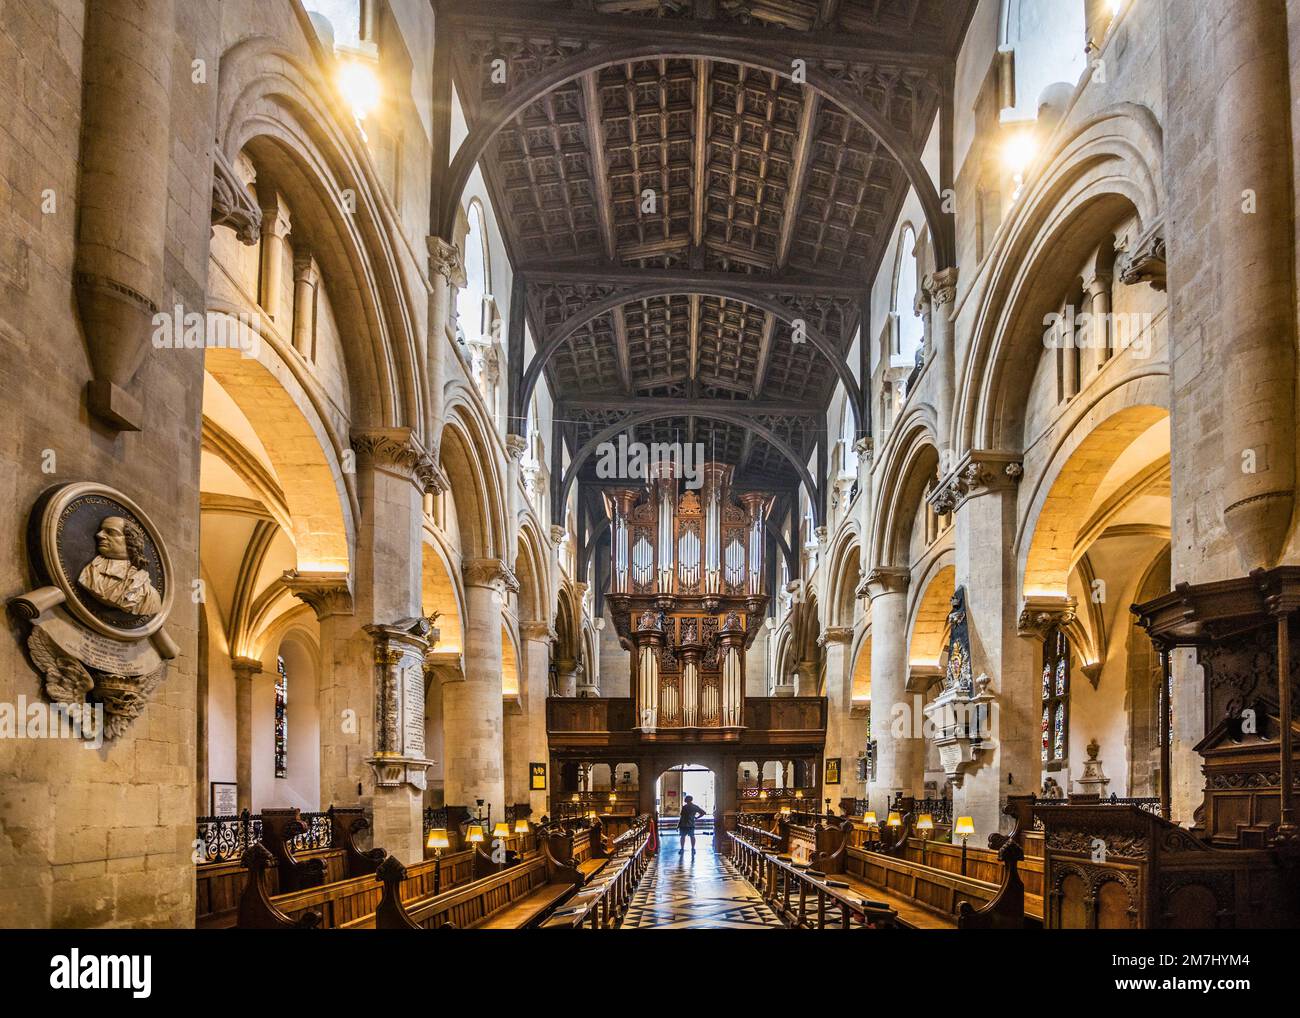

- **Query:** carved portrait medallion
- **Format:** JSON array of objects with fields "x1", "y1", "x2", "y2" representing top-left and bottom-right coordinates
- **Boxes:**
[
  {"x1": 37, "y1": 482, "x2": 173, "y2": 641},
  {"x1": 10, "y1": 482, "x2": 177, "y2": 739}
]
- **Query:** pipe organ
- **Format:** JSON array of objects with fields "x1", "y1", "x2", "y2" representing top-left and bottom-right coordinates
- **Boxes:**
[{"x1": 604, "y1": 463, "x2": 774, "y2": 733}]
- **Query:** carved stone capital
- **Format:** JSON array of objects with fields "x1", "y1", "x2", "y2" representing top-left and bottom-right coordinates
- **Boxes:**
[
  {"x1": 1116, "y1": 220, "x2": 1166, "y2": 292},
  {"x1": 231, "y1": 655, "x2": 262, "y2": 681},
  {"x1": 819, "y1": 626, "x2": 855, "y2": 647},
  {"x1": 505, "y1": 433, "x2": 528, "y2": 462},
  {"x1": 519, "y1": 620, "x2": 556, "y2": 642},
  {"x1": 929, "y1": 450, "x2": 1023, "y2": 514},
  {"x1": 211, "y1": 148, "x2": 261, "y2": 245},
  {"x1": 281, "y1": 570, "x2": 354, "y2": 619},
  {"x1": 350, "y1": 427, "x2": 448, "y2": 494},
  {"x1": 550, "y1": 524, "x2": 567, "y2": 546},
  {"x1": 462, "y1": 557, "x2": 520, "y2": 594},
  {"x1": 1017, "y1": 594, "x2": 1078, "y2": 638},
  {"x1": 859, "y1": 566, "x2": 909, "y2": 600},
  {"x1": 427, "y1": 236, "x2": 466, "y2": 288},
  {"x1": 924, "y1": 266, "x2": 959, "y2": 306}
]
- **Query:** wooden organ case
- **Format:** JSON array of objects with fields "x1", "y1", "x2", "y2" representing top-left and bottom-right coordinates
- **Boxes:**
[{"x1": 603, "y1": 463, "x2": 774, "y2": 736}]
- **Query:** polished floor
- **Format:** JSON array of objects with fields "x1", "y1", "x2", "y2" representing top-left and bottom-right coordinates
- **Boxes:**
[{"x1": 620, "y1": 829, "x2": 782, "y2": 929}]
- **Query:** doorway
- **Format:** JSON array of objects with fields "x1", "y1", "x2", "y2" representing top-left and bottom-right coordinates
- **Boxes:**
[{"x1": 657, "y1": 764, "x2": 716, "y2": 823}]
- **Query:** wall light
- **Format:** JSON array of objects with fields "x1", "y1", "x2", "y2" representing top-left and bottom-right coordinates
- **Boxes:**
[{"x1": 1002, "y1": 129, "x2": 1037, "y2": 201}]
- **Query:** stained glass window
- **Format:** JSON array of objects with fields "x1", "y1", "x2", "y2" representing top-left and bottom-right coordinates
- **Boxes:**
[
  {"x1": 1041, "y1": 627, "x2": 1069, "y2": 766},
  {"x1": 275, "y1": 655, "x2": 288, "y2": 779}
]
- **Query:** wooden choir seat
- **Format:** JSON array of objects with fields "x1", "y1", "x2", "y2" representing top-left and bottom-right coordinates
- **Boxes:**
[
  {"x1": 367, "y1": 816, "x2": 654, "y2": 930},
  {"x1": 730, "y1": 813, "x2": 1031, "y2": 930}
]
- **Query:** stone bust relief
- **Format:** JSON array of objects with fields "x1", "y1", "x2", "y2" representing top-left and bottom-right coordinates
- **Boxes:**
[{"x1": 77, "y1": 515, "x2": 163, "y2": 617}]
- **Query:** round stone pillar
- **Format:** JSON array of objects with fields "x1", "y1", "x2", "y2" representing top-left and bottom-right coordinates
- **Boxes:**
[
  {"x1": 865, "y1": 568, "x2": 916, "y2": 815},
  {"x1": 1215, "y1": 0, "x2": 1296, "y2": 570},
  {"x1": 443, "y1": 559, "x2": 517, "y2": 816}
]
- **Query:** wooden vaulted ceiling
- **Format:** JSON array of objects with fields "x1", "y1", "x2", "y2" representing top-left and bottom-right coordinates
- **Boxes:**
[{"x1": 442, "y1": 0, "x2": 972, "y2": 494}]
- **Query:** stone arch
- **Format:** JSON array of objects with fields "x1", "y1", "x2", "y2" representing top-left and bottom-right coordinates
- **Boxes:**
[
  {"x1": 907, "y1": 559, "x2": 955, "y2": 668},
  {"x1": 215, "y1": 36, "x2": 427, "y2": 440},
  {"x1": 957, "y1": 104, "x2": 1165, "y2": 454},
  {"x1": 561, "y1": 408, "x2": 825, "y2": 526},
  {"x1": 870, "y1": 423, "x2": 941, "y2": 570},
  {"x1": 1020, "y1": 399, "x2": 1170, "y2": 600},
  {"x1": 824, "y1": 531, "x2": 863, "y2": 629},
  {"x1": 518, "y1": 283, "x2": 863, "y2": 435},
  {"x1": 422, "y1": 532, "x2": 465, "y2": 654},
  {"x1": 514, "y1": 518, "x2": 552, "y2": 627},
  {"x1": 441, "y1": 48, "x2": 952, "y2": 269},
  {"x1": 205, "y1": 344, "x2": 353, "y2": 573},
  {"x1": 438, "y1": 396, "x2": 509, "y2": 561}
]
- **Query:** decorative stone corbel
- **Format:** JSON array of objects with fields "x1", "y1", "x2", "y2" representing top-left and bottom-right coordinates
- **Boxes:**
[
  {"x1": 211, "y1": 148, "x2": 262, "y2": 245},
  {"x1": 1116, "y1": 219, "x2": 1166, "y2": 292}
]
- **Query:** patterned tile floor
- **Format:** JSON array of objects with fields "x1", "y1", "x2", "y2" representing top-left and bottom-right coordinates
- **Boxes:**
[{"x1": 620, "y1": 830, "x2": 783, "y2": 929}]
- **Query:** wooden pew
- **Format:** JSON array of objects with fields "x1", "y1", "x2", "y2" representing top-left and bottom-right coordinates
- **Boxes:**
[
  {"x1": 540, "y1": 818, "x2": 655, "y2": 928},
  {"x1": 236, "y1": 844, "x2": 477, "y2": 929},
  {"x1": 200, "y1": 805, "x2": 386, "y2": 927},
  {"x1": 956, "y1": 834, "x2": 1026, "y2": 929},
  {"x1": 727, "y1": 828, "x2": 900, "y2": 929}
]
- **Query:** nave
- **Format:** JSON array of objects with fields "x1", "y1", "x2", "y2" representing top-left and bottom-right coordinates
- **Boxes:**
[{"x1": 620, "y1": 831, "x2": 781, "y2": 931}]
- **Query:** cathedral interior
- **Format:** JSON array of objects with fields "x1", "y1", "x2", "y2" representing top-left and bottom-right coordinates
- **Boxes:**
[{"x1": 1, "y1": 0, "x2": 1299, "y2": 965}]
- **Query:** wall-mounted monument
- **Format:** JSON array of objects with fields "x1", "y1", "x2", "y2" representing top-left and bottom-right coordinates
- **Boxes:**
[{"x1": 9, "y1": 482, "x2": 178, "y2": 738}]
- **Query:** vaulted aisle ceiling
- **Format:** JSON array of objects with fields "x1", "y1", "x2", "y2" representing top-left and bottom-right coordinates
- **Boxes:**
[{"x1": 441, "y1": 0, "x2": 973, "y2": 495}]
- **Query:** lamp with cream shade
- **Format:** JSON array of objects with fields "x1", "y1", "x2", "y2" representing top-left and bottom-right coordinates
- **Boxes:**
[{"x1": 955, "y1": 816, "x2": 975, "y2": 874}]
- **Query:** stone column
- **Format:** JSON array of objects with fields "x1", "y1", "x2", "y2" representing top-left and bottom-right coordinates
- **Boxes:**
[
  {"x1": 940, "y1": 452, "x2": 1035, "y2": 838},
  {"x1": 519, "y1": 621, "x2": 555, "y2": 819},
  {"x1": 291, "y1": 428, "x2": 445, "y2": 862},
  {"x1": 427, "y1": 238, "x2": 465, "y2": 457},
  {"x1": 281, "y1": 570, "x2": 355, "y2": 805},
  {"x1": 1214, "y1": 0, "x2": 1296, "y2": 571},
  {"x1": 863, "y1": 568, "x2": 913, "y2": 816},
  {"x1": 819, "y1": 626, "x2": 855, "y2": 799},
  {"x1": 290, "y1": 249, "x2": 319, "y2": 359},
  {"x1": 231, "y1": 657, "x2": 261, "y2": 812},
  {"x1": 1083, "y1": 271, "x2": 1112, "y2": 372},
  {"x1": 256, "y1": 185, "x2": 289, "y2": 323},
  {"x1": 444, "y1": 559, "x2": 517, "y2": 818},
  {"x1": 924, "y1": 268, "x2": 958, "y2": 449}
]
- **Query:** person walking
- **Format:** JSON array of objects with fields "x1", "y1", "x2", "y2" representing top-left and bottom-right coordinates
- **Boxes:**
[{"x1": 677, "y1": 795, "x2": 706, "y2": 854}]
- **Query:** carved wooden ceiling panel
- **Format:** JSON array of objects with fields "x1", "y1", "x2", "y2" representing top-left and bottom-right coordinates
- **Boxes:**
[{"x1": 444, "y1": 0, "x2": 972, "y2": 490}]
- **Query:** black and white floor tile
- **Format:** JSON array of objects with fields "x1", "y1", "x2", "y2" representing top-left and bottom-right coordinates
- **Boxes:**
[{"x1": 620, "y1": 831, "x2": 783, "y2": 929}]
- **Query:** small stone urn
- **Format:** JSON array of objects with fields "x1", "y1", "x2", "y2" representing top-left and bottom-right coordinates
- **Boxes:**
[{"x1": 1074, "y1": 739, "x2": 1110, "y2": 797}]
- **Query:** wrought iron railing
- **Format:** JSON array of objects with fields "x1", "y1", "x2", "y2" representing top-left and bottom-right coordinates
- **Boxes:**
[
  {"x1": 194, "y1": 809, "x2": 334, "y2": 864},
  {"x1": 888, "y1": 794, "x2": 952, "y2": 826}
]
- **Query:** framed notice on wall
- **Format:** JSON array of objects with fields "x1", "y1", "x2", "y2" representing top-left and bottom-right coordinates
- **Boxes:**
[
  {"x1": 210, "y1": 781, "x2": 238, "y2": 816},
  {"x1": 529, "y1": 762, "x2": 547, "y2": 791},
  {"x1": 824, "y1": 758, "x2": 841, "y2": 786}
]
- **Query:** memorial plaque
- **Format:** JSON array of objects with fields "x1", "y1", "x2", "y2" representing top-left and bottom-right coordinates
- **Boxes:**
[{"x1": 10, "y1": 482, "x2": 177, "y2": 739}]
